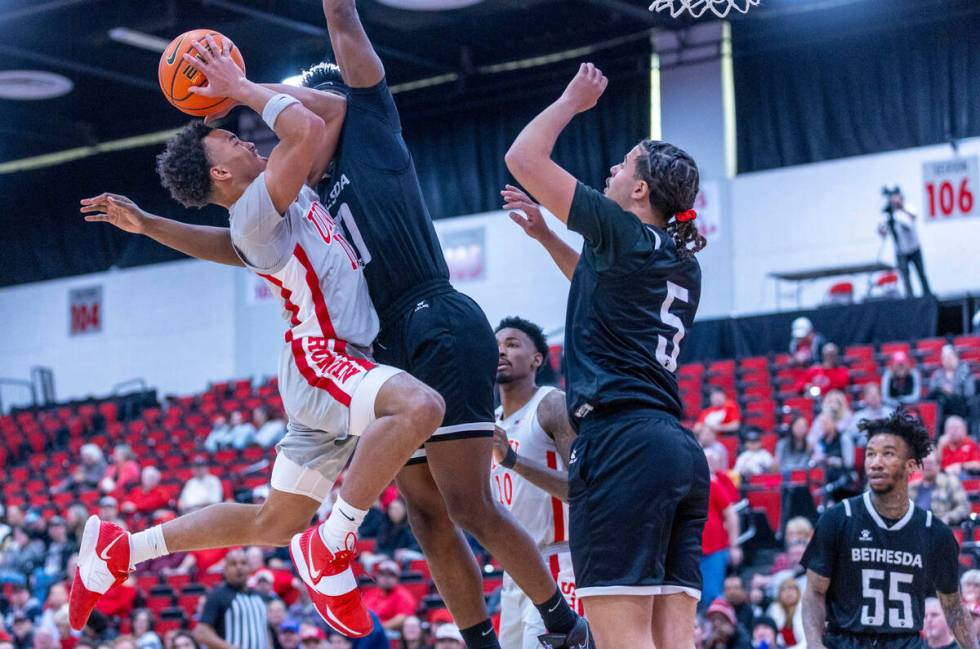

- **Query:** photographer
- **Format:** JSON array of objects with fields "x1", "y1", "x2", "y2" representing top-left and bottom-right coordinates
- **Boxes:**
[{"x1": 879, "y1": 187, "x2": 931, "y2": 297}]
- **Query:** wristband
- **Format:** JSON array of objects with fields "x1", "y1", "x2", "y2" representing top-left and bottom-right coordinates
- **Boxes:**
[
  {"x1": 501, "y1": 446, "x2": 518, "y2": 469},
  {"x1": 262, "y1": 93, "x2": 300, "y2": 130}
]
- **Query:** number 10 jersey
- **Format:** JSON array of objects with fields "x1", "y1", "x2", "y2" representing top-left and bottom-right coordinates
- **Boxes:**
[{"x1": 801, "y1": 491, "x2": 960, "y2": 636}]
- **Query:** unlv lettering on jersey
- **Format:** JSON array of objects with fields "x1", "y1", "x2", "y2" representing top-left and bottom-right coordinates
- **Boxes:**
[{"x1": 306, "y1": 201, "x2": 359, "y2": 269}]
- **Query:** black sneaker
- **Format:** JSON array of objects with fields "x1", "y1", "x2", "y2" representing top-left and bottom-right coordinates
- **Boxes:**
[{"x1": 538, "y1": 617, "x2": 595, "y2": 649}]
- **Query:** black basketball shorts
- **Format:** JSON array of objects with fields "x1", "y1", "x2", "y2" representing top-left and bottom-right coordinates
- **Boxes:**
[
  {"x1": 568, "y1": 410, "x2": 710, "y2": 599},
  {"x1": 375, "y1": 288, "x2": 497, "y2": 464}
]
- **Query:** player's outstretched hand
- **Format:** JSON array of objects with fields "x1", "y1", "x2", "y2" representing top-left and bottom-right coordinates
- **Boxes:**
[
  {"x1": 560, "y1": 62, "x2": 608, "y2": 114},
  {"x1": 80, "y1": 193, "x2": 151, "y2": 235},
  {"x1": 183, "y1": 34, "x2": 246, "y2": 99},
  {"x1": 502, "y1": 185, "x2": 552, "y2": 241},
  {"x1": 492, "y1": 425, "x2": 512, "y2": 466}
]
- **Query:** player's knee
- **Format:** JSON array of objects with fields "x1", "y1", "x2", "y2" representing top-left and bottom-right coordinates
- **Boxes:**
[
  {"x1": 444, "y1": 492, "x2": 495, "y2": 535},
  {"x1": 407, "y1": 386, "x2": 444, "y2": 438}
]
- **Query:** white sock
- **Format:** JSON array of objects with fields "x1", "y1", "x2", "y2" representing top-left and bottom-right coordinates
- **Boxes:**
[
  {"x1": 319, "y1": 496, "x2": 367, "y2": 553},
  {"x1": 129, "y1": 525, "x2": 169, "y2": 570}
]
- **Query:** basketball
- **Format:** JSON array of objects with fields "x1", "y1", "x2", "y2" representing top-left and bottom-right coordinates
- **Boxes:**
[{"x1": 158, "y1": 29, "x2": 245, "y2": 117}]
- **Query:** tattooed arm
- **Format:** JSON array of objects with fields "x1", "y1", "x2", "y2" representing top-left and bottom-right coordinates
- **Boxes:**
[
  {"x1": 802, "y1": 570, "x2": 830, "y2": 649},
  {"x1": 938, "y1": 591, "x2": 979, "y2": 649}
]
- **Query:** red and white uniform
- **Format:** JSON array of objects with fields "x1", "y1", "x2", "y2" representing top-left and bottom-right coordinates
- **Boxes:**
[
  {"x1": 492, "y1": 386, "x2": 581, "y2": 649},
  {"x1": 230, "y1": 174, "x2": 401, "y2": 502}
]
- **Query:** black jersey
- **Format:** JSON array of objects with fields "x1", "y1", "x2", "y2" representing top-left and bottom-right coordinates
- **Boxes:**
[
  {"x1": 316, "y1": 79, "x2": 451, "y2": 326},
  {"x1": 802, "y1": 492, "x2": 960, "y2": 636},
  {"x1": 563, "y1": 182, "x2": 701, "y2": 422}
]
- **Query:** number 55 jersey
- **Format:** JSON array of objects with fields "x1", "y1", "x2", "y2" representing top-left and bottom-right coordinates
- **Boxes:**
[{"x1": 801, "y1": 492, "x2": 960, "y2": 638}]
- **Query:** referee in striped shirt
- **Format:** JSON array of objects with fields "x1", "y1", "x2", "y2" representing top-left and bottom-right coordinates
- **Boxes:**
[{"x1": 194, "y1": 549, "x2": 270, "y2": 649}]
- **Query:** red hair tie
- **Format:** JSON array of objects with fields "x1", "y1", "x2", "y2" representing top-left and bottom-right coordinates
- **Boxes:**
[{"x1": 675, "y1": 209, "x2": 697, "y2": 223}]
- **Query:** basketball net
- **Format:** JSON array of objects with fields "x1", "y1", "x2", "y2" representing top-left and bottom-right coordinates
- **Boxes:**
[{"x1": 649, "y1": 0, "x2": 760, "y2": 19}]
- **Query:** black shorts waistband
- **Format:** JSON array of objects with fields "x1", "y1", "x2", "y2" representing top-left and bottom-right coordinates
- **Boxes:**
[
  {"x1": 378, "y1": 278, "x2": 455, "y2": 325},
  {"x1": 575, "y1": 406, "x2": 681, "y2": 433},
  {"x1": 826, "y1": 629, "x2": 920, "y2": 644}
]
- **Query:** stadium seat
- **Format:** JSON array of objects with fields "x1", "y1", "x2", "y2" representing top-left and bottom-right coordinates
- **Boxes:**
[{"x1": 747, "y1": 490, "x2": 781, "y2": 532}]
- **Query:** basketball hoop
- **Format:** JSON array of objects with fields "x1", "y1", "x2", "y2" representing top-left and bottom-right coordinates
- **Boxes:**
[{"x1": 649, "y1": 0, "x2": 760, "y2": 19}]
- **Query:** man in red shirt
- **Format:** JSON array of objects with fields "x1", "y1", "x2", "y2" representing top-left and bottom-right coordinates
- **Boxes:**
[
  {"x1": 120, "y1": 466, "x2": 170, "y2": 515},
  {"x1": 700, "y1": 448, "x2": 741, "y2": 610},
  {"x1": 696, "y1": 388, "x2": 742, "y2": 436},
  {"x1": 360, "y1": 560, "x2": 418, "y2": 632},
  {"x1": 938, "y1": 416, "x2": 980, "y2": 476},
  {"x1": 798, "y1": 343, "x2": 850, "y2": 396}
]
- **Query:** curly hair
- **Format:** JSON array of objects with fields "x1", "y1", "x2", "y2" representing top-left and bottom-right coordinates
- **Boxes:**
[
  {"x1": 301, "y1": 61, "x2": 349, "y2": 94},
  {"x1": 496, "y1": 316, "x2": 549, "y2": 365},
  {"x1": 634, "y1": 139, "x2": 705, "y2": 257},
  {"x1": 156, "y1": 121, "x2": 214, "y2": 208},
  {"x1": 858, "y1": 410, "x2": 933, "y2": 465}
]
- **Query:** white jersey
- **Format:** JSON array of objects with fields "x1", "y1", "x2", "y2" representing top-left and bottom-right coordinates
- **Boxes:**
[
  {"x1": 229, "y1": 173, "x2": 379, "y2": 353},
  {"x1": 492, "y1": 386, "x2": 569, "y2": 552}
]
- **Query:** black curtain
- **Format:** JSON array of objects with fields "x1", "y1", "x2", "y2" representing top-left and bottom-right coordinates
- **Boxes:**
[
  {"x1": 733, "y1": 0, "x2": 980, "y2": 172},
  {"x1": 0, "y1": 42, "x2": 649, "y2": 287}
]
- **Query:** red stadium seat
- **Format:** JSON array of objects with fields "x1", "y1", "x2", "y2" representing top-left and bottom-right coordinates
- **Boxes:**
[
  {"x1": 954, "y1": 335, "x2": 980, "y2": 349},
  {"x1": 747, "y1": 490, "x2": 781, "y2": 532},
  {"x1": 844, "y1": 345, "x2": 874, "y2": 362},
  {"x1": 748, "y1": 473, "x2": 782, "y2": 489},
  {"x1": 718, "y1": 436, "x2": 738, "y2": 468},
  {"x1": 904, "y1": 402, "x2": 938, "y2": 438}
]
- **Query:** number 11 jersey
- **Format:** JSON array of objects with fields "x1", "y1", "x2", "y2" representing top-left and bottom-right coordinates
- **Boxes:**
[{"x1": 801, "y1": 491, "x2": 960, "y2": 636}]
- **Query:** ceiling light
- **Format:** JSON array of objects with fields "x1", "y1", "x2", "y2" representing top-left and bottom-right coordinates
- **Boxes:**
[
  {"x1": 0, "y1": 71, "x2": 73, "y2": 100},
  {"x1": 376, "y1": 0, "x2": 483, "y2": 10},
  {"x1": 108, "y1": 27, "x2": 170, "y2": 53}
]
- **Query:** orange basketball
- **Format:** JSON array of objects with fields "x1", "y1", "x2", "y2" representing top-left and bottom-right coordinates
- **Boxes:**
[{"x1": 158, "y1": 29, "x2": 245, "y2": 117}]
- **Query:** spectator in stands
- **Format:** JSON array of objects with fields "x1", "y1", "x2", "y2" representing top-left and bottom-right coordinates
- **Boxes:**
[
  {"x1": 798, "y1": 343, "x2": 850, "y2": 397},
  {"x1": 812, "y1": 413, "x2": 855, "y2": 487},
  {"x1": 244, "y1": 548, "x2": 300, "y2": 607},
  {"x1": 112, "y1": 638, "x2": 136, "y2": 649},
  {"x1": 203, "y1": 417, "x2": 232, "y2": 454},
  {"x1": 41, "y1": 518, "x2": 72, "y2": 585},
  {"x1": 325, "y1": 633, "x2": 350, "y2": 649},
  {"x1": 962, "y1": 570, "x2": 980, "y2": 605},
  {"x1": 789, "y1": 318, "x2": 824, "y2": 366},
  {"x1": 37, "y1": 584, "x2": 67, "y2": 639},
  {"x1": 807, "y1": 390, "x2": 853, "y2": 449},
  {"x1": 374, "y1": 499, "x2": 420, "y2": 562},
  {"x1": 169, "y1": 631, "x2": 198, "y2": 649},
  {"x1": 121, "y1": 467, "x2": 169, "y2": 515},
  {"x1": 695, "y1": 388, "x2": 743, "y2": 438},
  {"x1": 97, "y1": 497, "x2": 124, "y2": 529},
  {"x1": 433, "y1": 625, "x2": 463, "y2": 649},
  {"x1": 227, "y1": 411, "x2": 256, "y2": 450},
  {"x1": 51, "y1": 606, "x2": 72, "y2": 649},
  {"x1": 698, "y1": 427, "x2": 730, "y2": 471},
  {"x1": 0, "y1": 529, "x2": 45, "y2": 587},
  {"x1": 750, "y1": 618, "x2": 778, "y2": 649},
  {"x1": 178, "y1": 457, "x2": 223, "y2": 514},
  {"x1": 195, "y1": 549, "x2": 269, "y2": 649},
  {"x1": 298, "y1": 626, "x2": 324, "y2": 649},
  {"x1": 398, "y1": 616, "x2": 429, "y2": 649},
  {"x1": 701, "y1": 448, "x2": 741, "y2": 608},
  {"x1": 881, "y1": 351, "x2": 922, "y2": 407},
  {"x1": 766, "y1": 578, "x2": 804, "y2": 649},
  {"x1": 249, "y1": 571, "x2": 278, "y2": 603},
  {"x1": 252, "y1": 408, "x2": 286, "y2": 450},
  {"x1": 929, "y1": 345, "x2": 976, "y2": 422},
  {"x1": 735, "y1": 430, "x2": 775, "y2": 477},
  {"x1": 94, "y1": 574, "x2": 138, "y2": 621},
  {"x1": 99, "y1": 445, "x2": 140, "y2": 496},
  {"x1": 776, "y1": 417, "x2": 813, "y2": 473},
  {"x1": 937, "y1": 416, "x2": 980, "y2": 476},
  {"x1": 56, "y1": 445, "x2": 106, "y2": 494},
  {"x1": 849, "y1": 383, "x2": 894, "y2": 445},
  {"x1": 130, "y1": 610, "x2": 161, "y2": 649},
  {"x1": 924, "y1": 597, "x2": 956, "y2": 649},
  {"x1": 63, "y1": 506, "x2": 87, "y2": 546},
  {"x1": 771, "y1": 517, "x2": 813, "y2": 574},
  {"x1": 910, "y1": 451, "x2": 970, "y2": 525},
  {"x1": 265, "y1": 602, "x2": 287, "y2": 649},
  {"x1": 276, "y1": 620, "x2": 300, "y2": 649},
  {"x1": 722, "y1": 576, "x2": 755, "y2": 635},
  {"x1": 11, "y1": 614, "x2": 34, "y2": 649},
  {"x1": 360, "y1": 560, "x2": 418, "y2": 632},
  {"x1": 4, "y1": 585, "x2": 41, "y2": 628},
  {"x1": 703, "y1": 599, "x2": 751, "y2": 649}
]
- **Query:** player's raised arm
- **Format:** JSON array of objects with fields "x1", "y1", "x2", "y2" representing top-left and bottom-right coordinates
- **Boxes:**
[
  {"x1": 802, "y1": 570, "x2": 830, "y2": 649},
  {"x1": 505, "y1": 63, "x2": 608, "y2": 223},
  {"x1": 260, "y1": 83, "x2": 347, "y2": 186},
  {"x1": 938, "y1": 591, "x2": 979, "y2": 649},
  {"x1": 80, "y1": 193, "x2": 243, "y2": 267},
  {"x1": 321, "y1": 0, "x2": 384, "y2": 88},
  {"x1": 502, "y1": 185, "x2": 579, "y2": 281},
  {"x1": 184, "y1": 35, "x2": 325, "y2": 214}
]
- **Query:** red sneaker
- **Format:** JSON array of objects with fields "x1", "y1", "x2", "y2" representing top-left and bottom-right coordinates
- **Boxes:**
[
  {"x1": 290, "y1": 525, "x2": 371, "y2": 638},
  {"x1": 68, "y1": 516, "x2": 130, "y2": 631}
]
